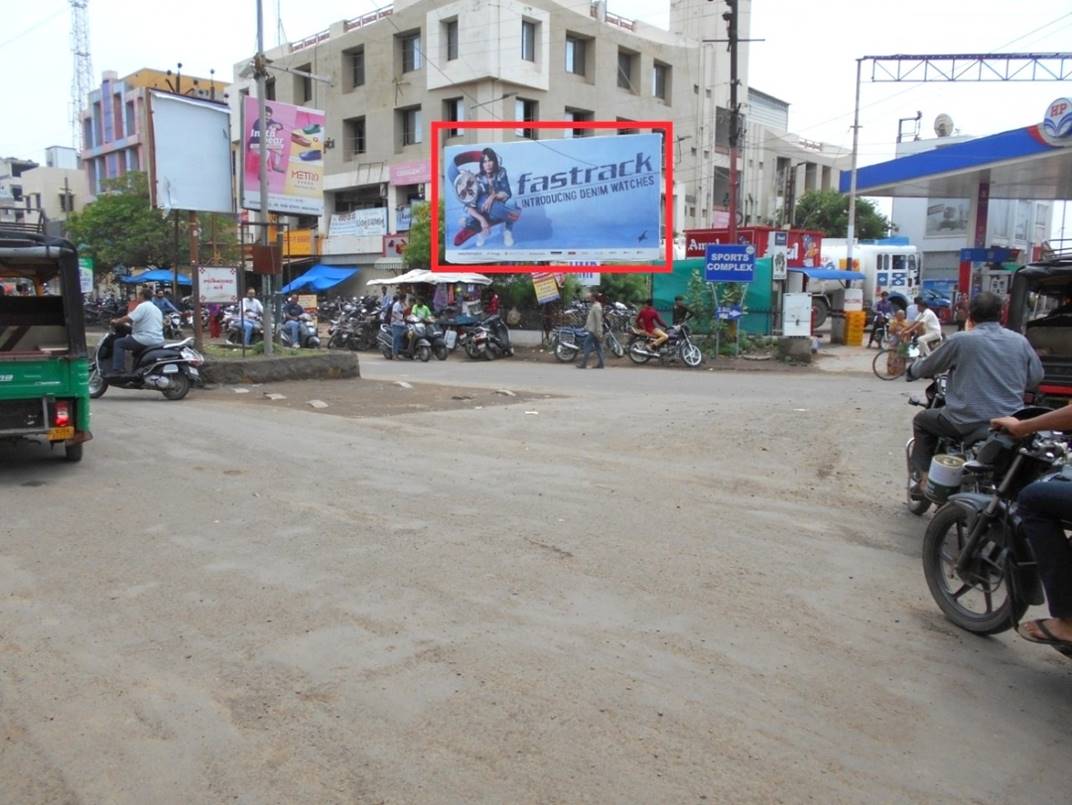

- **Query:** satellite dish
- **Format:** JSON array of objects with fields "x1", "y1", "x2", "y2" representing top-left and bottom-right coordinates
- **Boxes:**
[{"x1": 934, "y1": 113, "x2": 954, "y2": 137}]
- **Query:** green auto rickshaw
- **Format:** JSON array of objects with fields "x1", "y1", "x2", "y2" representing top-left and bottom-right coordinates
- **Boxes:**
[{"x1": 0, "y1": 226, "x2": 91, "y2": 461}]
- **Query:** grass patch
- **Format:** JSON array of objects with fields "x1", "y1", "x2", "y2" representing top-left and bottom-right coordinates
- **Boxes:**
[{"x1": 203, "y1": 343, "x2": 309, "y2": 360}]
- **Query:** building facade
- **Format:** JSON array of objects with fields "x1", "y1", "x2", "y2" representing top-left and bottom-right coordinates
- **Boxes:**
[
  {"x1": 0, "y1": 156, "x2": 39, "y2": 226},
  {"x1": 230, "y1": 0, "x2": 751, "y2": 281},
  {"x1": 739, "y1": 88, "x2": 850, "y2": 228},
  {"x1": 890, "y1": 134, "x2": 1054, "y2": 283},
  {"x1": 79, "y1": 68, "x2": 229, "y2": 197}
]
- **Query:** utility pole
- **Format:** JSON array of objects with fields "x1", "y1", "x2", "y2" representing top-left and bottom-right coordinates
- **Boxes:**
[
  {"x1": 255, "y1": 0, "x2": 274, "y2": 355},
  {"x1": 846, "y1": 58, "x2": 862, "y2": 278},
  {"x1": 724, "y1": 0, "x2": 739, "y2": 242}
]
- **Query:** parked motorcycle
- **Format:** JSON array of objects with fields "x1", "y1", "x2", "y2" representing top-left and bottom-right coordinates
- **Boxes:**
[
  {"x1": 463, "y1": 314, "x2": 513, "y2": 360},
  {"x1": 627, "y1": 323, "x2": 703, "y2": 367},
  {"x1": 224, "y1": 310, "x2": 263, "y2": 346},
  {"x1": 377, "y1": 317, "x2": 435, "y2": 361},
  {"x1": 90, "y1": 326, "x2": 204, "y2": 401},
  {"x1": 552, "y1": 325, "x2": 624, "y2": 362},
  {"x1": 922, "y1": 425, "x2": 1071, "y2": 641},
  {"x1": 163, "y1": 311, "x2": 184, "y2": 341}
]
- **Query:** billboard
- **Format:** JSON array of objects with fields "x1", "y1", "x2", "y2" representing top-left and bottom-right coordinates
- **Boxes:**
[
  {"x1": 149, "y1": 92, "x2": 232, "y2": 213},
  {"x1": 241, "y1": 96, "x2": 325, "y2": 215},
  {"x1": 330, "y1": 209, "x2": 387, "y2": 238},
  {"x1": 441, "y1": 132, "x2": 663, "y2": 266}
]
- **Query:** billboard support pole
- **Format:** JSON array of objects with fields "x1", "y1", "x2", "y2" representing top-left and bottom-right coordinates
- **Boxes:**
[
  {"x1": 189, "y1": 210, "x2": 203, "y2": 350},
  {"x1": 255, "y1": 0, "x2": 274, "y2": 356},
  {"x1": 846, "y1": 58, "x2": 862, "y2": 286}
]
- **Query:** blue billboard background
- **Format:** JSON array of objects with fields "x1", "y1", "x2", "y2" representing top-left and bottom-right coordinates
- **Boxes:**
[{"x1": 443, "y1": 134, "x2": 662, "y2": 264}]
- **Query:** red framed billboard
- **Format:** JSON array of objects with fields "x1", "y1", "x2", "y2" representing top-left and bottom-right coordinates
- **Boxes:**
[{"x1": 430, "y1": 119, "x2": 673, "y2": 274}]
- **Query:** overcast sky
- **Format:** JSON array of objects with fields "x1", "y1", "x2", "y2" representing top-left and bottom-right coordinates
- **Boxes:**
[{"x1": 2, "y1": 0, "x2": 1069, "y2": 231}]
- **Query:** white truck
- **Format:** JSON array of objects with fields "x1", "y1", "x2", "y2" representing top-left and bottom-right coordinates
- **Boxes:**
[{"x1": 811, "y1": 239, "x2": 921, "y2": 325}]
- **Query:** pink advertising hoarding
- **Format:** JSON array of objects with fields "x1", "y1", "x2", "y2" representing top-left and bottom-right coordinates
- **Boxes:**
[
  {"x1": 241, "y1": 96, "x2": 325, "y2": 215},
  {"x1": 389, "y1": 160, "x2": 431, "y2": 186}
]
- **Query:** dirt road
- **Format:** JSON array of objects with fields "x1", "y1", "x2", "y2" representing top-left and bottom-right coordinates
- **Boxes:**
[{"x1": 1, "y1": 356, "x2": 1069, "y2": 803}]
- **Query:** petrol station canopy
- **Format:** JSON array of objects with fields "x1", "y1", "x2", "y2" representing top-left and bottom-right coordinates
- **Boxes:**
[{"x1": 839, "y1": 124, "x2": 1072, "y2": 200}]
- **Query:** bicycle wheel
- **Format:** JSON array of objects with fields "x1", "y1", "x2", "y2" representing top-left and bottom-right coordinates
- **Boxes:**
[{"x1": 872, "y1": 349, "x2": 905, "y2": 380}]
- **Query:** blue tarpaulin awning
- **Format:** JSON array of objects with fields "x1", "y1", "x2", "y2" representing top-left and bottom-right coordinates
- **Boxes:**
[
  {"x1": 281, "y1": 264, "x2": 359, "y2": 294},
  {"x1": 119, "y1": 269, "x2": 191, "y2": 285},
  {"x1": 788, "y1": 268, "x2": 865, "y2": 281}
]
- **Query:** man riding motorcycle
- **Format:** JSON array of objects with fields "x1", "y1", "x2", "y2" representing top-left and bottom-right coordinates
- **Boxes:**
[
  {"x1": 282, "y1": 295, "x2": 305, "y2": 347},
  {"x1": 905, "y1": 291, "x2": 1043, "y2": 497},
  {"x1": 108, "y1": 287, "x2": 164, "y2": 376}
]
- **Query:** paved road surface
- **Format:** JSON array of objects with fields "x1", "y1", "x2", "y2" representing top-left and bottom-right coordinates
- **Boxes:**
[{"x1": 1, "y1": 355, "x2": 1069, "y2": 803}]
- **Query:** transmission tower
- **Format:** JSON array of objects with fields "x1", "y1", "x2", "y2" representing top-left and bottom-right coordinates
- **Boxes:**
[{"x1": 69, "y1": 0, "x2": 94, "y2": 149}]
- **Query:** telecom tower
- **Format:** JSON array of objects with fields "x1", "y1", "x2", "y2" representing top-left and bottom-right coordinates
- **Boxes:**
[{"x1": 69, "y1": 0, "x2": 94, "y2": 149}]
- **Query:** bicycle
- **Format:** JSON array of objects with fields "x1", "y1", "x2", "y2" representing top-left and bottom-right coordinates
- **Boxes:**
[{"x1": 873, "y1": 337, "x2": 919, "y2": 380}]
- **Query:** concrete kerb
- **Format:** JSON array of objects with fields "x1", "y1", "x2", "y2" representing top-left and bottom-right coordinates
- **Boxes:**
[{"x1": 201, "y1": 352, "x2": 360, "y2": 385}]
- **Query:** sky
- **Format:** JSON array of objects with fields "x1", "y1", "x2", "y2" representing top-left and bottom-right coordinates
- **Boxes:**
[{"x1": 2, "y1": 0, "x2": 1069, "y2": 233}]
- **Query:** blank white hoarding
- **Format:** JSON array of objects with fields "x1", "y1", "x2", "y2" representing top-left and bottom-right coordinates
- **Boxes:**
[{"x1": 150, "y1": 91, "x2": 232, "y2": 213}]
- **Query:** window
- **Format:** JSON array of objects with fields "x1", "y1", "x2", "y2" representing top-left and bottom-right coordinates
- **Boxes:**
[
  {"x1": 515, "y1": 98, "x2": 537, "y2": 139},
  {"x1": 125, "y1": 100, "x2": 135, "y2": 136},
  {"x1": 82, "y1": 118, "x2": 93, "y2": 149},
  {"x1": 616, "y1": 117, "x2": 639, "y2": 135},
  {"x1": 296, "y1": 63, "x2": 312, "y2": 103},
  {"x1": 401, "y1": 32, "x2": 422, "y2": 73},
  {"x1": 113, "y1": 95, "x2": 124, "y2": 138},
  {"x1": 265, "y1": 77, "x2": 276, "y2": 101},
  {"x1": 653, "y1": 62, "x2": 670, "y2": 100},
  {"x1": 127, "y1": 148, "x2": 139, "y2": 172},
  {"x1": 344, "y1": 116, "x2": 366, "y2": 158},
  {"x1": 398, "y1": 106, "x2": 423, "y2": 146},
  {"x1": 443, "y1": 98, "x2": 465, "y2": 137},
  {"x1": 346, "y1": 47, "x2": 365, "y2": 89},
  {"x1": 564, "y1": 108, "x2": 593, "y2": 138},
  {"x1": 617, "y1": 48, "x2": 636, "y2": 91},
  {"x1": 59, "y1": 191, "x2": 74, "y2": 213},
  {"x1": 444, "y1": 19, "x2": 458, "y2": 61},
  {"x1": 521, "y1": 20, "x2": 536, "y2": 62},
  {"x1": 565, "y1": 35, "x2": 586, "y2": 75}
]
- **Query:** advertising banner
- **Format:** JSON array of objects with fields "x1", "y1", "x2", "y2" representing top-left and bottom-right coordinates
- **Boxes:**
[
  {"x1": 532, "y1": 273, "x2": 560, "y2": 304},
  {"x1": 383, "y1": 234, "x2": 409, "y2": 257},
  {"x1": 686, "y1": 227, "x2": 821, "y2": 267},
  {"x1": 444, "y1": 134, "x2": 662, "y2": 264},
  {"x1": 241, "y1": 96, "x2": 325, "y2": 215},
  {"x1": 198, "y1": 266, "x2": 238, "y2": 304},
  {"x1": 330, "y1": 209, "x2": 387, "y2": 238},
  {"x1": 150, "y1": 92, "x2": 232, "y2": 213}
]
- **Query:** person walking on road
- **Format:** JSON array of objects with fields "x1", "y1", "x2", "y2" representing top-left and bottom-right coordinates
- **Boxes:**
[{"x1": 577, "y1": 293, "x2": 605, "y2": 369}]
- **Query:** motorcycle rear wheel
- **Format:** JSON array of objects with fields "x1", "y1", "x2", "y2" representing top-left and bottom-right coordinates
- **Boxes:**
[
  {"x1": 555, "y1": 342, "x2": 578, "y2": 363},
  {"x1": 88, "y1": 369, "x2": 108, "y2": 399},
  {"x1": 434, "y1": 345, "x2": 448, "y2": 361},
  {"x1": 161, "y1": 373, "x2": 191, "y2": 401},
  {"x1": 418, "y1": 345, "x2": 431, "y2": 362},
  {"x1": 608, "y1": 336, "x2": 624, "y2": 359},
  {"x1": 628, "y1": 341, "x2": 651, "y2": 365},
  {"x1": 922, "y1": 503, "x2": 1026, "y2": 635}
]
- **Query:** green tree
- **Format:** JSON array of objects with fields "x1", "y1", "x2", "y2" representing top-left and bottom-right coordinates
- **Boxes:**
[
  {"x1": 793, "y1": 190, "x2": 889, "y2": 239},
  {"x1": 596, "y1": 273, "x2": 649, "y2": 305},
  {"x1": 66, "y1": 172, "x2": 175, "y2": 272},
  {"x1": 403, "y1": 202, "x2": 444, "y2": 268}
]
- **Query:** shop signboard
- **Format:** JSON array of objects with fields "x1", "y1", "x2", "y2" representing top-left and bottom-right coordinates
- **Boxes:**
[
  {"x1": 443, "y1": 133, "x2": 662, "y2": 264},
  {"x1": 198, "y1": 266, "x2": 238, "y2": 304},
  {"x1": 241, "y1": 96, "x2": 325, "y2": 215},
  {"x1": 383, "y1": 233, "x2": 409, "y2": 257},
  {"x1": 330, "y1": 208, "x2": 387, "y2": 238},
  {"x1": 686, "y1": 226, "x2": 821, "y2": 267},
  {"x1": 705, "y1": 244, "x2": 755, "y2": 283},
  {"x1": 78, "y1": 256, "x2": 94, "y2": 293},
  {"x1": 532, "y1": 273, "x2": 560, "y2": 304},
  {"x1": 390, "y1": 160, "x2": 431, "y2": 186}
]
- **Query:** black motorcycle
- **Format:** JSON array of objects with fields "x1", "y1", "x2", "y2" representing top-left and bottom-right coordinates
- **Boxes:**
[
  {"x1": 923, "y1": 426, "x2": 1071, "y2": 642},
  {"x1": 90, "y1": 326, "x2": 204, "y2": 401},
  {"x1": 627, "y1": 323, "x2": 703, "y2": 367},
  {"x1": 377, "y1": 318, "x2": 436, "y2": 362},
  {"x1": 463, "y1": 314, "x2": 512, "y2": 360}
]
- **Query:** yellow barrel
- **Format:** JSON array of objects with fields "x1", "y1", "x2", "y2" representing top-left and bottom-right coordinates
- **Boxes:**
[{"x1": 844, "y1": 310, "x2": 866, "y2": 346}]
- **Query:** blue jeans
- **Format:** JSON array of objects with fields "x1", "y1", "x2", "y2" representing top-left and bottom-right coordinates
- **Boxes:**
[
  {"x1": 391, "y1": 324, "x2": 406, "y2": 357},
  {"x1": 111, "y1": 335, "x2": 143, "y2": 373},
  {"x1": 578, "y1": 331, "x2": 604, "y2": 367},
  {"x1": 283, "y1": 320, "x2": 302, "y2": 346},
  {"x1": 241, "y1": 320, "x2": 256, "y2": 346},
  {"x1": 466, "y1": 200, "x2": 518, "y2": 231},
  {"x1": 1018, "y1": 479, "x2": 1072, "y2": 619}
]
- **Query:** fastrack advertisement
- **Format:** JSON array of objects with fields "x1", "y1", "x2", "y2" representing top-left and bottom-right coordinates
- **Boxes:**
[
  {"x1": 241, "y1": 96, "x2": 325, "y2": 215},
  {"x1": 443, "y1": 134, "x2": 662, "y2": 264}
]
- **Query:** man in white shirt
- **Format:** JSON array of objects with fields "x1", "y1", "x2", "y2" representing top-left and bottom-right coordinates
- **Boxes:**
[
  {"x1": 109, "y1": 287, "x2": 164, "y2": 374},
  {"x1": 238, "y1": 287, "x2": 264, "y2": 346},
  {"x1": 905, "y1": 296, "x2": 920, "y2": 324},
  {"x1": 905, "y1": 298, "x2": 943, "y2": 356}
]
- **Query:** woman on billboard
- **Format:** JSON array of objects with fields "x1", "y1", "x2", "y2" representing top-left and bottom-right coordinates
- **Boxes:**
[{"x1": 451, "y1": 148, "x2": 521, "y2": 248}]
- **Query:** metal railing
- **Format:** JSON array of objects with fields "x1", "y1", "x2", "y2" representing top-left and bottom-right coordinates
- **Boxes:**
[{"x1": 289, "y1": 5, "x2": 394, "y2": 52}]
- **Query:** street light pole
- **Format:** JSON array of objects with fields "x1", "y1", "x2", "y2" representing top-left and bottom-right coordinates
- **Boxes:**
[
  {"x1": 845, "y1": 58, "x2": 862, "y2": 275},
  {"x1": 255, "y1": 0, "x2": 273, "y2": 355}
]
